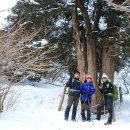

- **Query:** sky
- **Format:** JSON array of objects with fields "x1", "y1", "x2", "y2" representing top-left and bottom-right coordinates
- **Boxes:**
[
  {"x1": 0, "y1": 0, "x2": 18, "y2": 28},
  {"x1": 0, "y1": 78, "x2": 130, "y2": 130}
]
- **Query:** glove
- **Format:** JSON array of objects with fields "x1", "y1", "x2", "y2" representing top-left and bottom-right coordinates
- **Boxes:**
[
  {"x1": 86, "y1": 91, "x2": 90, "y2": 95},
  {"x1": 99, "y1": 86, "x2": 102, "y2": 89}
]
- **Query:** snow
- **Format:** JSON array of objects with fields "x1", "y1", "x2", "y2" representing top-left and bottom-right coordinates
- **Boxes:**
[
  {"x1": 0, "y1": 80, "x2": 130, "y2": 130},
  {"x1": 25, "y1": 39, "x2": 48, "y2": 49},
  {"x1": 0, "y1": 0, "x2": 18, "y2": 28}
]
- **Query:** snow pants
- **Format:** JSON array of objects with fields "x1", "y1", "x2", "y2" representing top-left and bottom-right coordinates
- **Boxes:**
[
  {"x1": 81, "y1": 100, "x2": 91, "y2": 121},
  {"x1": 64, "y1": 95, "x2": 79, "y2": 120},
  {"x1": 96, "y1": 96, "x2": 113, "y2": 123}
]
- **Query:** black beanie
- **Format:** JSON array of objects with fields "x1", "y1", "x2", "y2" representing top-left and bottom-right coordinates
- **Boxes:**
[{"x1": 74, "y1": 70, "x2": 80, "y2": 74}]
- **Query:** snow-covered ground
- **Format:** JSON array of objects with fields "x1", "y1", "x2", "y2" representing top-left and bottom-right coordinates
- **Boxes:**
[{"x1": 0, "y1": 80, "x2": 130, "y2": 130}]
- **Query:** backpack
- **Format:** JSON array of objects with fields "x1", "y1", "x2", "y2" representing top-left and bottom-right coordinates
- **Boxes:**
[{"x1": 113, "y1": 84, "x2": 118, "y2": 100}]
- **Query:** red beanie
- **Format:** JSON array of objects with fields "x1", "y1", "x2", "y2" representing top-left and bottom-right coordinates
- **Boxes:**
[{"x1": 86, "y1": 75, "x2": 92, "y2": 81}]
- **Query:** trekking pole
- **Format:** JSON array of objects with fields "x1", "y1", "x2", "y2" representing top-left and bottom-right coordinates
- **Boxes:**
[
  {"x1": 76, "y1": 97, "x2": 87, "y2": 122},
  {"x1": 88, "y1": 100, "x2": 94, "y2": 126}
]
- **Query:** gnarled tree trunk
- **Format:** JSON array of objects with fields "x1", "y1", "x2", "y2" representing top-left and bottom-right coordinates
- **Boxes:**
[
  {"x1": 72, "y1": 3, "x2": 85, "y2": 82},
  {"x1": 76, "y1": 0, "x2": 102, "y2": 105},
  {"x1": 87, "y1": 38, "x2": 97, "y2": 105},
  {"x1": 102, "y1": 45, "x2": 117, "y2": 83}
]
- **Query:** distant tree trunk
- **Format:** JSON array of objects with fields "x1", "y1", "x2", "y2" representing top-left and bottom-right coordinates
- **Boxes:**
[
  {"x1": 112, "y1": 109, "x2": 116, "y2": 122},
  {"x1": 57, "y1": 85, "x2": 66, "y2": 111},
  {"x1": 119, "y1": 87, "x2": 123, "y2": 103},
  {"x1": 72, "y1": 3, "x2": 85, "y2": 82}
]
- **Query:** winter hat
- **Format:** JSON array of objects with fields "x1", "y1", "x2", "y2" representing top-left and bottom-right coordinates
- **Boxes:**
[
  {"x1": 74, "y1": 70, "x2": 80, "y2": 75},
  {"x1": 86, "y1": 75, "x2": 92, "y2": 81},
  {"x1": 102, "y1": 73, "x2": 108, "y2": 79}
]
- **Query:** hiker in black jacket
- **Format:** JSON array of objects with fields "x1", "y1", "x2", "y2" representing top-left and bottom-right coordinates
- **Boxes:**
[
  {"x1": 64, "y1": 71, "x2": 82, "y2": 121},
  {"x1": 96, "y1": 73, "x2": 114, "y2": 125}
]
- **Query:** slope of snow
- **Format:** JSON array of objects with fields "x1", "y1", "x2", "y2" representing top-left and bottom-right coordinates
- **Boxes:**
[{"x1": 0, "y1": 80, "x2": 130, "y2": 130}]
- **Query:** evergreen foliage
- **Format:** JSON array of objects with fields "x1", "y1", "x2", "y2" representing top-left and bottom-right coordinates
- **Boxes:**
[
  {"x1": 6, "y1": 0, "x2": 77, "y2": 79},
  {"x1": 3, "y1": 0, "x2": 130, "y2": 81}
]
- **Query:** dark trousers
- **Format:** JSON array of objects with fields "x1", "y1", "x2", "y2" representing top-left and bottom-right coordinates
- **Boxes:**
[
  {"x1": 97, "y1": 96, "x2": 113, "y2": 123},
  {"x1": 81, "y1": 100, "x2": 91, "y2": 121},
  {"x1": 64, "y1": 95, "x2": 79, "y2": 120}
]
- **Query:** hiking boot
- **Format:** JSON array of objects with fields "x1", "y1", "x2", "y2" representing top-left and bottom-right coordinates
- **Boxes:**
[
  {"x1": 104, "y1": 122, "x2": 112, "y2": 125},
  {"x1": 64, "y1": 117, "x2": 68, "y2": 121},
  {"x1": 82, "y1": 119, "x2": 86, "y2": 122},
  {"x1": 82, "y1": 118, "x2": 87, "y2": 122},
  {"x1": 94, "y1": 118, "x2": 100, "y2": 121},
  {"x1": 71, "y1": 119, "x2": 76, "y2": 121},
  {"x1": 86, "y1": 119, "x2": 91, "y2": 122}
]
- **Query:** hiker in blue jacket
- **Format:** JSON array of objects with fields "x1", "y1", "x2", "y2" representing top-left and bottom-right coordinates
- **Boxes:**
[{"x1": 80, "y1": 75, "x2": 95, "y2": 122}]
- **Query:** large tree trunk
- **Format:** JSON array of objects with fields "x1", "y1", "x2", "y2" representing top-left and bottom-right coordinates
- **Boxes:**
[
  {"x1": 102, "y1": 45, "x2": 117, "y2": 122},
  {"x1": 87, "y1": 38, "x2": 97, "y2": 86},
  {"x1": 76, "y1": 0, "x2": 102, "y2": 105},
  {"x1": 102, "y1": 45, "x2": 117, "y2": 83},
  {"x1": 72, "y1": 3, "x2": 85, "y2": 82},
  {"x1": 87, "y1": 38, "x2": 97, "y2": 105}
]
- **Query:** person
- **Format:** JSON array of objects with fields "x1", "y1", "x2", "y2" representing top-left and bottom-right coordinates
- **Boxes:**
[
  {"x1": 80, "y1": 75, "x2": 95, "y2": 122},
  {"x1": 64, "y1": 71, "x2": 82, "y2": 121},
  {"x1": 96, "y1": 73, "x2": 114, "y2": 125}
]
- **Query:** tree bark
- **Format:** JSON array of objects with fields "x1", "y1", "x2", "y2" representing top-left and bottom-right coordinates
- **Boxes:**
[
  {"x1": 72, "y1": 3, "x2": 85, "y2": 82},
  {"x1": 57, "y1": 85, "x2": 66, "y2": 111},
  {"x1": 119, "y1": 87, "x2": 123, "y2": 103},
  {"x1": 87, "y1": 38, "x2": 97, "y2": 105},
  {"x1": 102, "y1": 45, "x2": 117, "y2": 82},
  {"x1": 76, "y1": 0, "x2": 102, "y2": 105}
]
